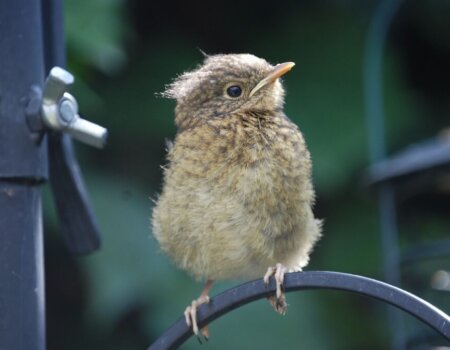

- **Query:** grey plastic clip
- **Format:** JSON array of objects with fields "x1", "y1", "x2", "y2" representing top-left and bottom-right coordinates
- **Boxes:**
[{"x1": 41, "y1": 67, "x2": 107, "y2": 148}]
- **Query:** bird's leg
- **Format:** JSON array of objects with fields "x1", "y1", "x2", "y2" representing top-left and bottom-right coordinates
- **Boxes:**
[
  {"x1": 263, "y1": 263, "x2": 290, "y2": 315},
  {"x1": 184, "y1": 279, "x2": 214, "y2": 341}
]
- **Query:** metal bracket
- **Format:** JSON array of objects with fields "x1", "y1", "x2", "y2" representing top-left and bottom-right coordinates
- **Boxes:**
[
  {"x1": 39, "y1": 66, "x2": 105, "y2": 254},
  {"x1": 41, "y1": 67, "x2": 107, "y2": 148}
]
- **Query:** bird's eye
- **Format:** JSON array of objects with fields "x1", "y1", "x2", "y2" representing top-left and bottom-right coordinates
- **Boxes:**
[{"x1": 226, "y1": 85, "x2": 242, "y2": 98}]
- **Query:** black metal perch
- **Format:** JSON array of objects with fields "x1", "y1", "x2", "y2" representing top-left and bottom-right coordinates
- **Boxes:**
[{"x1": 148, "y1": 271, "x2": 450, "y2": 350}]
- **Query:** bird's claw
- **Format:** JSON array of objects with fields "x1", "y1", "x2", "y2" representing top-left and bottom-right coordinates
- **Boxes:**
[
  {"x1": 184, "y1": 295, "x2": 210, "y2": 341},
  {"x1": 263, "y1": 266, "x2": 275, "y2": 286},
  {"x1": 264, "y1": 263, "x2": 288, "y2": 315},
  {"x1": 268, "y1": 294, "x2": 288, "y2": 315}
]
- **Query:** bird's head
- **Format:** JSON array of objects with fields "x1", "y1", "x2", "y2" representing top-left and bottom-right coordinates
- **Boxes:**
[{"x1": 163, "y1": 54, "x2": 295, "y2": 128}]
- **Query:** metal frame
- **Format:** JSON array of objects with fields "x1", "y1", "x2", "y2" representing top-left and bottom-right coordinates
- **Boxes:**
[
  {"x1": 0, "y1": 0, "x2": 103, "y2": 348},
  {"x1": 148, "y1": 271, "x2": 450, "y2": 350},
  {"x1": 364, "y1": 0, "x2": 450, "y2": 348}
]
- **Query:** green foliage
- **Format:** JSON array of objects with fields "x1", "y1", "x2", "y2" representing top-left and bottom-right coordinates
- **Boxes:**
[{"x1": 65, "y1": 0, "x2": 129, "y2": 74}]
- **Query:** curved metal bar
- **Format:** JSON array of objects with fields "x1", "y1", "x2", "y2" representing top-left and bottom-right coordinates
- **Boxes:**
[{"x1": 148, "y1": 271, "x2": 450, "y2": 350}]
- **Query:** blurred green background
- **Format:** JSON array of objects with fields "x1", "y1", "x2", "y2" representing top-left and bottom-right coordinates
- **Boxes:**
[{"x1": 43, "y1": 0, "x2": 450, "y2": 349}]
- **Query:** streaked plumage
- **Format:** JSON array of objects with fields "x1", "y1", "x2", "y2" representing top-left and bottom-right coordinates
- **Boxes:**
[{"x1": 152, "y1": 53, "x2": 321, "y2": 337}]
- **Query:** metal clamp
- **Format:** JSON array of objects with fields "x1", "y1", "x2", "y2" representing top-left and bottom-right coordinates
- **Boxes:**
[{"x1": 41, "y1": 67, "x2": 108, "y2": 148}]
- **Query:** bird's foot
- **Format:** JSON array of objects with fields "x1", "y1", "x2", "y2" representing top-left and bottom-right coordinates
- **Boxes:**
[
  {"x1": 184, "y1": 279, "x2": 214, "y2": 342},
  {"x1": 264, "y1": 263, "x2": 289, "y2": 315},
  {"x1": 184, "y1": 295, "x2": 210, "y2": 341}
]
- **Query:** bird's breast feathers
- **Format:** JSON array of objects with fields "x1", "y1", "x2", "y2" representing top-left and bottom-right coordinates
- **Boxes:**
[
  {"x1": 171, "y1": 112, "x2": 315, "y2": 232},
  {"x1": 153, "y1": 113, "x2": 319, "y2": 280}
]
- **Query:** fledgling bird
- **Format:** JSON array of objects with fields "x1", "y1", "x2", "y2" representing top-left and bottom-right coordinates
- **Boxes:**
[{"x1": 152, "y1": 53, "x2": 321, "y2": 338}]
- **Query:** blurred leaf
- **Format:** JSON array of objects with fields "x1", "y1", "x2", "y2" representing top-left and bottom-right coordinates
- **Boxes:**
[
  {"x1": 65, "y1": 0, "x2": 130, "y2": 74},
  {"x1": 76, "y1": 173, "x2": 175, "y2": 330},
  {"x1": 95, "y1": 42, "x2": 201, "y2": 139}
]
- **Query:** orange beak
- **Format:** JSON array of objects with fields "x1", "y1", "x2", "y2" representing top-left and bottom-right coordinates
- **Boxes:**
[{"x1": 249, "y1": 62, "x2": 295, "y2": 97}]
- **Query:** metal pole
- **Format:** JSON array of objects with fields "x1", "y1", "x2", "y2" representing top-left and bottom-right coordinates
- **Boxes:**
[
  {"x1": 363, "y1": 0, "x2": 405, "y2": 348},
  {"x1": 0, "y1": 0, "x2": 47, "y2": 348}
]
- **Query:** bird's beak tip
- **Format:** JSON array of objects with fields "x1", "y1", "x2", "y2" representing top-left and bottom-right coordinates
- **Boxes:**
[
  {"x1": 273, "y1": 62, "x2": 295, "y2": 77},
  {"x1": 249, "y1": 61, "x2": 295, "y2": 97}
]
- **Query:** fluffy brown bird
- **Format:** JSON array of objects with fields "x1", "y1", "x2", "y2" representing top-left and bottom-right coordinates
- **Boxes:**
[{"x1": 152, "y1": 53, "x2": 321, "y2": 338}]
